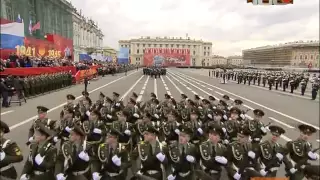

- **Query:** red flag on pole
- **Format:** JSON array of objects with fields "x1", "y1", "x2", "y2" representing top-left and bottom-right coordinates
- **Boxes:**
[{"x1": 31, "y1": 21, "x2": 40, "y2": 32}]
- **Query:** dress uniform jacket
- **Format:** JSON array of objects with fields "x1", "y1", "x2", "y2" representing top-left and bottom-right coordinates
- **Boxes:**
[
  {"x1": 243, "y1": 119, "x2": 267, "y2": 143},
  {"x1": 91, "y1": 143, "x2": 131, "y2": 180},
  {"x1": 28, "y1": 118, "x2": 56, "y2": 139},
  {"x1": 21, "y1": 142, "x2": 57, "y2": 180},
  {"x1": 160, "y1": 121, "x2": 180, "y2": 143},
  {"x1": 110, "y1": 121, "x2": 134, "y2": 145},
  {"x1": 0, "y1": 138, "x2": 23, "y2": 180}
]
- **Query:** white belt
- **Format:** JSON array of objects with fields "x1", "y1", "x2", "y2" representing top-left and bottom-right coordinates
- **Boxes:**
[
  {"x1": 0, "y1": 164, "x2": 13, "y2": 172},
  {"x1": 178, "y1": 171, "x2": 191, "y2": 177},
  {"x1": 209, "y1": 169, "x2": 219, "y2": 174},
  {"x1": 107, "y1": 170, "x2": 123, "y2": 177},
  {"x1": 147, "y1": 170, "x2": 159, "y2": 174},
  {"x1": 269, "y1": 167, "x2": 279, "y2": 172},
  {"x1": 253, "y1": 138, "x2": 261, "y2": 141},
  {"x1": 72, "y1": 166, "x2": 90, "y2": 176},
  {"x1": 34, "y1": 170, "x2": 48, "y2": 175}
]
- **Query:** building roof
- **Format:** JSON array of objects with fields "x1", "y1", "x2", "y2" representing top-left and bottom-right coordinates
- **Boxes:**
[
  {"x1": 242, "y1": 40, "x2": 319, "y2": 52},
  {"x1": 119, "y1": 36, "x2": 212, "y2": 44}
]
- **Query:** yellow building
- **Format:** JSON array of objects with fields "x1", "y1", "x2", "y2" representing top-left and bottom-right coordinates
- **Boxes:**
[{"x1": 103, "y1": 46, "x2": 118, "y2": 62}]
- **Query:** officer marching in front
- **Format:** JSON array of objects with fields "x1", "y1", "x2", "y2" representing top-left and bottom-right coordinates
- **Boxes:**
[
  {"x1": 28, "y1": 106, "x2": 56, "y2": 145},
  {"x1": 55, "y1": 125, "x2": 92, "y2": 180},
  {"x1": 131, "y1": 124, "x2": 168, "y2": 180},
  {"x1": 91, "y1": 128, "x2": 131, "y2": 180},
  {"x1": 197, "y1": 124, "x2": 228, "y2": 180},
  {"x1": 167, "y1": 125, "x2": 197, "y2": 180},
  {"x1": 0, "y1": 120, "x2": 24, "y2": 180},
  {"x1": 257, "y1": 125, "x2": 288, "y2": 177},
  {"x1": 20, "y1": 122, "x2": 57, "y2": 180},
  {"x1": 284, "y1": 124, "x2": 319, "y2": 180}
]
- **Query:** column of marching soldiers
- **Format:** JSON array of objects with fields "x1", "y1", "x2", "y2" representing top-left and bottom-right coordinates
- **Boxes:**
[
  {"x1": 1, "y1": 90, "x2": 319, "y2": 180},
  {"x1": 211, "y1": 70, "x2": 320, "y2": 100}
]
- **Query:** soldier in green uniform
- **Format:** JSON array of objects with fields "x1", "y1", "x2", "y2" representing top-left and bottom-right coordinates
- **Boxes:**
[
  {"x1": 20, "y1": 121, "x2": 57, "y2": 180},
  {"x1": 243, "y1": 109, "x2": 267, "y2": 145},
  {"x1": 28, "y1": 106, "x2": 56, "y2": 145},
  {"x1": 30, "y1": 76, "x2": 36, "y2": 96},
  {"x1": 166, "y1": 125, "x2": 197, "y2": 180},
  {"x1": 0, "y1": 120, "x2": 24, "y2": 180},
  {"x1": 23, "y1": 76, "x2": 30, "y2": 98},
  {"x1": 257, "y1": 125, "x2": 288, "y2": 177},
  {"x1": 284, "y1": 124, "x2": 319, "y2": 180},
  {"x1": 131, "y1": 124, "x2": 168, "y2": 180},
  {"x1": 91, "y1": 128, "x2": 131, "y2": 180},
  {"x1": 55, "y1": 124, "x2": 92, "y2": 180},
  {"x1": 197, "y1": 124, "x2": 228, "y2": 180}
]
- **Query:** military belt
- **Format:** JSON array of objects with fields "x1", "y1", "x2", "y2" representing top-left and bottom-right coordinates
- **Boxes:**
[
  {"x1": 106, "y1": 170, "x2": 123, "y2": 177},
  {"x1": 72, "y1": 166, "x2": 90, "y2": 176},
  {"x1": 178, "y1": 171, "x2": 191, "y2": 177},
  {"x1": 269, "y1": 167, "x2": 279, "y2": 172},
  {"x1": 209, "y1": 169, "x2": 219, "y2": 174},
  {"x1": 0, "y1": 164, "x2": 13, "y2": 172},
  {"x1": 147, "y1": 170, "x2": 159, "y2": 174},
  {"x1": 33, "y1": 170, "x2": 49, "y2": 175}
]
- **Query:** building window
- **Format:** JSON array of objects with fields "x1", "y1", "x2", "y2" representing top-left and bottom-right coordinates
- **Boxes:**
[
  {"x1": 125, "y1": 45, "x2": 127, "y2": 47},
  {"x1": 182, "y1": 45, "x2": 185, "y2": 48},
  {"x1": 317, "y1": 55, "x2": 319, "y2": 59},
  {"x1": 208, "y1": 47, "x2": 210, "y2": 50},
  {"x1": 311, "y1": 55, "x2": 313, "y2": 59},
  {"x1": 2, "y1": 0, "x2": 15, "y2": 21},
  {"x1": 142, "y1": 44, "x2": 145, "y2": 47},
  {"x1": 154, "y1": 44, "x2": 157, "y2": 47},
  {"x1": 160, "y1": 44, "x2": 162, "y2": 47},
  {"x1": 143, "y1": 49, "x2": 145, "y2": 53},
  {"x1": 137, "y1": 49, "x2": 139, "y2": 54},
  {"x1": 165, "y1": 44, "x2": 168, "y2": 47},
  {"x1": 294, "y1": 56, "x2": 297, "y2": 59},
  {"x1": 137, "y1": 44, "x2": 140, "y2": 47},
  {"x1": 305, "y1": 55, "x2": 308, "y2": 60},
  {"x1": 300, "y1": 55, "x2": 303, "y2": 60},
  {"x1": 207, "y1": 63, "x2": 209, "y2": 66},
  {"x1": 177, "y1": 44, "x2": 179, "y2": 48},
  {"x1": 188, "y1": 45, "x2": 190, "y2": 48},
  {"x1": 148, "y1": 44, "x2": 151, "y2": 47},
  {"x1": 204, "y1": 47, "x2": 206, "y2": 50},
  {"x1": 121, "y1": 45, "x2": 123, "y2": 47},
  {"x1": 204, "y1": 52, "x2": 206, "y2": 56},
  {"x1": 193, "y1": 45, "x2": 196, "y2": 48}
]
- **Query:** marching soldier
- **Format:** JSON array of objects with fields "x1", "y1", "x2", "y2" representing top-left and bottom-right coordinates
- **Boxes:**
[
  {"x1": 224, "y1": 107, "x2": 242, "y2": 143},
  {"x1": 91, "y1": 128, "x2": 131, "y2": 180},
  {"x1": 284, "y1": 124, "x2": 319, "y2": 180},
  {"x1": 60, "y1": 94, "x2": 76, "y2": 119},
  {"x1": 160, "y1": 110, "x2": 180, "y2": 144},
  {"x1": 184, "y1": 109, "x2": 205, "y2": 145},
  {"x1": 225, "y1": 127, "x2": 265, "y2": 180},
  {"x1": 0, "y1": 120, "x2": 24, "y2": 180},
  {"x1": 55, "y1": 125, "x2": 92, "y2": 180},
  {"x1": 131, "y1": 124, "x2": 168, "y2": 180},
  {"x1": 20, "y1": 122, "x2": 57, "y2": 180},
  {"x1": 28, "y1": 106, "x2": 56, "y2": 145},
  {"x1": 197, "y1": 124, "x2": 228, "y2": 180},
  {"x1": 257, "y1": 125, "x2": 288, "y2": 177},
  {"x1": 243, "y1": 109, "x2": 268, "y2": 145},
  {"x1": 167, "y1": 125, "x2": 197, "y2": 180}
]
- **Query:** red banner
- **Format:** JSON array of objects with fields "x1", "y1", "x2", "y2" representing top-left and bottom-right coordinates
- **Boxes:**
[
  {"x1": 0, "y1": 66, "x2": 77, "y2": 76},
  {"x1": 75, "y1": 66, "x2": 99, "y2": 82},
  {"x1": 143, "y1": 48, "x2": 190, "y2": 66}
]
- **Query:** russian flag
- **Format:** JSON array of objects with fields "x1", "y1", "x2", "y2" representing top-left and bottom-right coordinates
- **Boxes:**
[{"x1": 0, "y1": 19, "x2": 25, "y2": 49}]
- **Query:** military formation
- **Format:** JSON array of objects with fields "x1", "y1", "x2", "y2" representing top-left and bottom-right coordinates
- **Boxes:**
[
  {"x1": 211, "y1": 69, "x2": 320, "y2": 100},
  {"x1": 143, "y1": 67, "x2": 167, "y2": 78},
  {"x1": 0, "y1": 91, "x2": 319, "y2": 180}
]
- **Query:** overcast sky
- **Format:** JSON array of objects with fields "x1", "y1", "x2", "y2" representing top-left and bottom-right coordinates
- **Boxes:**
[{"x1": 69, "y1": 0, "x2": 319, "y2": 56}]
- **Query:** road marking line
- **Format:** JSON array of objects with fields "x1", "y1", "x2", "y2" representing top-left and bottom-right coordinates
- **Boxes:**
[
  {"x1": 166, "y1": 76, "x2": 183, "y2": 94},
  {"x1": 161, "y1": 76, "x2": 172, "y2": 96},
  {"x1": 9, "y1": 71, "x2": 140, "y2": 130},
  {"x1": 137, "y1": 76, "x2": 150, "y2": 102},
  {"x1": 1, "y1": 110, "x2": 14, "y2": 115},
  {"x1": 269, "y1": 117, "x2": 294, "y2": 129},
  {"x1": 169, "y1": 71, "x2": 292, "y2": 141},
  {"x1": 122, "y1": 75, "x2": 145, "y2": 101},
  {"x1": 154, "y1": 78, "x2": 158, "y2": 97},
  {"x1": 317, "y1": 140, "x2": 320, "y2": 142},
  {"x1": 174, "y1": 71, "x2": 320, "y2": 131}
]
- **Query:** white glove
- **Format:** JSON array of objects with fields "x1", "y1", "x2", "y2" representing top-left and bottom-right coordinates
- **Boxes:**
[
  {"x1": 154, "y1": 114, "x2": 159, "y2": 119},
  {"x1": 156, "y1": 152, "x2": 166, "y2": 162},
  {"x1": 78, "y1": 151, "x2": 90, "y2": 162},
  {"x1": 167, "y1": 174, "x2": 176, "y2": 180},
  {"x1": 65, "y1": 126, "x2": 72, "y2": 133},
  {"x1": 124, "y1": 129, "x2": 131, "y2": 136},
  {"x1": 223, "y1": 139, "x2": 229, "y2": 144},
  {"x1": 133, "y1": 113, "x2": 139, "y2": 118},
  {"x1": 260, "y1": 126, "x2": 267, "y2": 133},
  {"x1": 53, "y1": 136, "x2": 59, "y2": 143},
  {"x1": 0, "y1": 151, "x2": 5, "y2": 161},
  {"x1": 56, "y1": 173, "x2": 66, "y2": 180},
  {"x1": 174, "y1": 129, "x2": 180, "y2": 135},
  {"x1": 20, "y1": 174, "x2": 28, "y2": 180},
  {"x1": 93, "y1": 128, "x2": 102, "y2": 134},
  {"x1": 260, "y1": 169, "x2": 267, "y2": 176},
  {"x1": 28, "y1": 137, "x2": 34, "y2": 142},
  {"x1": 276, "y1": 153, "x2": 283, "y2": 161},
  {"x1": 233, "y1": 172, "x2": 241, "y2": 180},
  {"x1": 107, "y1": 114, "x2": 112, "y2": 119},
  {"x1": 186, "y1": 155, "x2": 195, "y2": 163},
  {"x1": 92, "y1": 172, "x2": 102, "y2": 180},
  {"x1": 290, "y1": 168, "x2": 297, "y2": 174},
  {"x1": 240, "y1": 114, "x2": 245, "y2": 119},
  {"x1": 116, "y1": 103, "x2": 120, "y2": 106},
  {"x1": 207, "y1": 114, "x2": 212, "y2": 119},
  {"x1": 197, "y1": 128, "x2": 203, "y2": 134},
  {"x1": 223, "y1": 115, "x2": 228, "y2": 120},
  {"x1": 248, "y1": 151, "x2": 256, "y2": 159},
  {"x1": 35, "y1": 154, "x2": 45, "y2": 165},
  {"x1": 215, "y1": 156, "x2": 228, "y2": 164},
  {"x1": 86, "y1": 111, "x2": 91, "y2": 116},
  {"x1": 137, "y1": 170, "x2": 142, "y2": 175},
  {"x1": 112, "y1": 155, "x2": 121, "y2": 166},
  {"x1": 308, "y1": 151, "x2": 319, "y2": 160}
]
